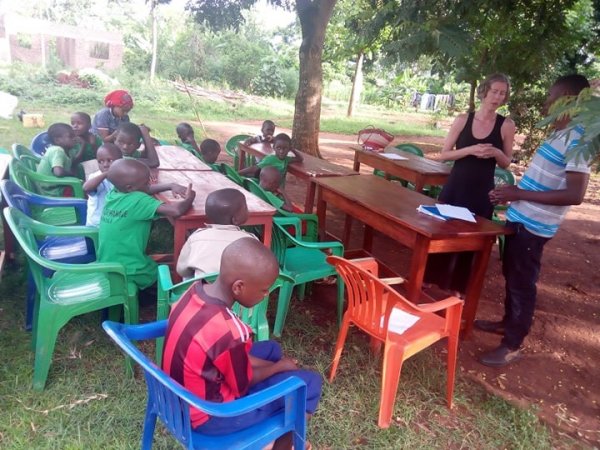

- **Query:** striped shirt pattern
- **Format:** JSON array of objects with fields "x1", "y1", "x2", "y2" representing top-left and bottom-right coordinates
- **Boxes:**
[
  {"x1": 507, "y1": 125, "x2": 590, "y2": 237},
  {"x1": 162, "y1": 283, "x2": 253, "y2": 427}
]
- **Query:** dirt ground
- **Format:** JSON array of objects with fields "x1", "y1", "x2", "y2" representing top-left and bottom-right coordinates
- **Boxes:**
[{"x1": 206, "y1": 120, "x2": 600, "y2": 446}]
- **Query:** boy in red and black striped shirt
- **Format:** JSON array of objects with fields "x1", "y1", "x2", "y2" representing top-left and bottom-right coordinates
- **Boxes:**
[{"x1": 162, "y1": 238, "x2": 322, "y2": 449}]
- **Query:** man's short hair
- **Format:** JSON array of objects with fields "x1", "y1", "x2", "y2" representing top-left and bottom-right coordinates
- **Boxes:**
[{"x1": 555, "y1": 74, "x2": 590, "y2": 96}]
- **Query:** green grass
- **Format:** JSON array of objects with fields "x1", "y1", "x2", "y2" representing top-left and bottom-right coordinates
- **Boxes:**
[{"x1": 0, "y1": 258, "x2": 581, "y2": 449}]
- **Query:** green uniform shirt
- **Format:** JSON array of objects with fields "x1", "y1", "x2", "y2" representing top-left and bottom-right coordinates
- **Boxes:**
[
  {"x1": 69, "y1": 134, "x2": 103, "y2": 179},
  {"x1": 36, "y1": 145, "x2": 72, "y2": 196},
  {"x1": 257, "y1": 155, "x2": 290, "y2": 177},
  {"x1": 98, "y1": 190, "x2": 163, "y2": 290}
]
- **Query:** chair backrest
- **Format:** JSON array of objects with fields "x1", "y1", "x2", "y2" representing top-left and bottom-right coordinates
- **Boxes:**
[
  {"x1": 12, "y1": 143, "x2": 41, "y2": 170},
  {"x1": 30, "y1": 131, "x2": 52, "y2": 157},
  {"x1": 9, "y1": 158, "x2": 42, "y2": 194},
  {"x1": 1, "y1": 179, "x2": 35, "y2": 216},
  {"x1": 158, "y1": 265, "x2": 293, "y2": 338},
  {"x1": 103, "y1": 320, "x2": 307, "y2": 450},
  {"x1": 494, "y1": 167, "x2": 516, "y2": 187},
  {"x1": 219, "y1": 162, "x2": 245, "y2": 185},
  {"x1": 392, "y1": 143, "x2": 424, "y2": 157},
  {"x1": 243, "y1": 177, "x2": 270, "y2": 202},
  {"x1": 326, "y1": 255, "x2": 426, "y2": 340},
  {"x1": 225, "y1": 134, "x2": 252, "y2": 157}
]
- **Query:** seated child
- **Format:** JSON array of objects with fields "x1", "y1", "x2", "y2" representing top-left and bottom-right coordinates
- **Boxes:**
[
  {"x1": 36, "y1": 123, "x2": 80, "y2": 196},
  {"x1": 175, "y1": 122, "x2": 202, "y2": 157},
  {"x1": 199, "y1": 138, "x2": 221, "y2": 168},
  {"x1": 70, "y1": 112, "x2": 102, "y2": 163},
  {"x1": 259, "y1": 166, "x2": 295, "y2": 212},
  {"x1": 83, "y1": 143, "x2": 122, "y2": 227},
  {"x1": 244, "y1": 120, "x2": 276, "y2": 145},
  {"x1": 176, "y1": 188, "x2": 257, "y2": 279},
  {"x1": 98, "y1": 159, "x2": 195, "y2": 291},
  {"x1": 163, "y1": 238, "x2": 322, "y2": 447},
  {"x1": 238, "y1": 133, "x2": 303, "y2": 179},
  {"x1": 114, "y1": 122, "x2": 160, "y2": 168}
]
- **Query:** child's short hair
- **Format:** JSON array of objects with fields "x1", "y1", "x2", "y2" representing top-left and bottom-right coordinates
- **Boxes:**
[
  {"x1": 72, "y1": 112, "x2": 92, "y2": 125},
  {"x1": 262, "y1": 120, "x2": 275, "y2": 129},
  {"x1": 176, "y1": 122, "x2": 194, "y2": 135},
  {"x1": 259, "y1": 165, "x2": 282, "y2": 191},
  {"x1": 205, "y1": 188, "x2": 247, "y2": 225},
  {"x1": 272, "y1": 133, "x2": 291, "y2": 146},
  {"x1": 477, "y1": 73, "x2": 511, "y2": 103},
  {"x1": 47, "y1": 123, "x2": 73, "y2": 144},
  {"x1": 117, "y1": 122, "x2": 142, "y2": 141},
  {"x1": 97, "y1": 143, "x2": 123, "y2": 159},
  {"x1": 200, "y1": 139, "x2": 221, "y2": 163}
]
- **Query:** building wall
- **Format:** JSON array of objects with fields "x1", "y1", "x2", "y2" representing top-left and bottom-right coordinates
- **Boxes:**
[{"x1": 0, "y1": 14, "x2": 124, "y2": 70}]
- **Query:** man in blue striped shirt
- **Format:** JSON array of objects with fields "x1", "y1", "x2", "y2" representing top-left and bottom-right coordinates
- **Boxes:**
[{"x1": 476, "y1": 74, "x2": 591, "y2": 367}]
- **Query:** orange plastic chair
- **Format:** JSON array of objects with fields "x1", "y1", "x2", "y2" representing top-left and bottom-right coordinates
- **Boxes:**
[{"x1": 326, "y1": 256, "x2": 463, "y2": 428}]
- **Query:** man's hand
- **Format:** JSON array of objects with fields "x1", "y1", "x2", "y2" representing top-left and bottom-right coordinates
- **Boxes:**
[{"x1": 489, "y1": 185, "x2": 521, "y2": 205}]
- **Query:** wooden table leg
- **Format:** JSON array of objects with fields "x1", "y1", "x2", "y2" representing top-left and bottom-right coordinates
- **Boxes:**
[
  {"x1": 342, "y1": 215, "x2": 353, "y2": 248},
  {"x1": 262, "y1": 220, "x2": 273, "y2": 247},
  {"x1": 414, "y1": 176, "x2": 425, "y2": 193},
  {"x1": 462, "y1": 238, "x2": 494, "y2": 337},
  {"x1": 352, "y1": 153, "x2": 361, "y2": 172},
  {"x1": 407, "y1": 235, "x2": 430, "y2": 301},
  {"x1": 304, "y1": 180, "x2": 316, "y2": 213},
  {"x1": 363, "y1": 225, "x2": 373, "y2": 253},
  {"x1": 237, "y1": 148, "x2": 246, "y2": 170},
  {"x1": 316, "y1": 187, "x2": 327, "y2": 241}
]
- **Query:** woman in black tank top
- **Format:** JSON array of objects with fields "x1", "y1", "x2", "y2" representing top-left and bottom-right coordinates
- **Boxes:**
[{"x1": 425, "y1": 73, "x2": 516, "y2": 295}]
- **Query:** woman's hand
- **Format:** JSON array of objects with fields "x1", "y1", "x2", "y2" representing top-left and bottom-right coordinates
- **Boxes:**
[{"x1": 471, "y1": 144, "x2": 501, "y2": 159}]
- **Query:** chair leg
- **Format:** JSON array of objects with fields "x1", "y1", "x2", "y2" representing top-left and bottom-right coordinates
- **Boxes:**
[
  {"x1": 378, "y1": 344, "x2": 404, "y2": 428},
  {"x1": 32, "y1": 313, "x2": 61, "y2": 391},
  {"x1": 273, "y1": 282, "x2": 294, "y2": 338},
  {"x1": 25, "y1": 270, "x2": 36, "y2": 331},
  {"x1": 329, "y1": 316, "x2": 351, "y2": 382},
  {"x1": 297, "y1": 283, "x2": 306, "y2": 301},
  {"x1": 155, "y1": 295, "x2": 170, "y2": 365},
  {"x1": 446, "y1": 334, "x2": 460, "y2": 409},
  {"x1": 141, "y1": 409, "x2": 157, "y2": 450},
  {"x1": 336, "y1": 275, "x2": 345, "y2": 327}
]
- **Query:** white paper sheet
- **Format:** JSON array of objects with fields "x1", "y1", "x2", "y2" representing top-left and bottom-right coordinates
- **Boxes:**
[
  {"x1": 381, "y1": 308, "x2": 420, "y2": 335},
  {"x1": 380, "y1": 153, "x2": 408, "y2": 161},
  {"x1": 435, "y1": 204, "x2": 476, "y2": 223}
]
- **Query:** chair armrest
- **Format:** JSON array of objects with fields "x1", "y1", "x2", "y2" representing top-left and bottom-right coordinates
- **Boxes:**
[
  {"x1": 28, "y1": 194, "x2": 88, "y2": 223},
  {"x1": 43, "y1": 260, "x2": 127, "y2": 276},
  {"x1": 29, "y1": 222, "x2": 99, "y2": 240},
  {"x1": 28, "y1": 172, "x2": 84, "y2": 198},
  {"x1": 274, "y1": 216, "x2": 303, "y2": 239},
  {"x1": 417, "y1": 296, "x2": 463, "y2": 313},
  {"x1": 349, "y1": 257, "x2": 379, "y2": 276},
  {"x1": 381, "y1": 276, "x2": 405, "y2": 285},
  {"x1": 157, "y1": 265, "x2": 174, "y2": 293}
]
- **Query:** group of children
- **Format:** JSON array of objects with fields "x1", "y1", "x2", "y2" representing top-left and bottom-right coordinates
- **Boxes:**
[{"x1": 31, "y1": 100, "x2": 322, "y2": 446}]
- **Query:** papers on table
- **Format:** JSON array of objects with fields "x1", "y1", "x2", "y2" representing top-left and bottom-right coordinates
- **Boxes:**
[
  {"x1": 380, "y1": 152, "x2": 408, "y2": 161},
  {"x1": 416, "y1": 204, "x2": 476, "y2": 222},
  {"x1": 381, "y1": 308, "x2": 420, "y2": 335}
]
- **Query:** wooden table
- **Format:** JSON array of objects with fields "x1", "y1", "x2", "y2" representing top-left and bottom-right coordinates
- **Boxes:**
[
  {"x1": 315, "y1": 175, "x2": 508, "y2": 336},
  {"x1": 353, "y1": 149, "x2": 451, "y2": 193},
  {"x1": 0, "y1": 153, "x2": 13, "y2": 277},
  {"x1": 238, "y1": 142, "x2": 360, "y2": 212},
  {"x1": 153, "y1": 170, "x2": 276, "y2": 262},
  {"x1": 156, "y1": 145, "x2": 212, "y2": 171}
]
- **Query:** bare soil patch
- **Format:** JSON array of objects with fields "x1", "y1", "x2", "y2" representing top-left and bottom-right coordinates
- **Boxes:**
[{"x1": 205, "y1": 120, "x2": 600, "y2": 445}]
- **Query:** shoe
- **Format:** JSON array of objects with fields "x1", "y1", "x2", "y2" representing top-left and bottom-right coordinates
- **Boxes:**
[
  {"x1": 479, "y1": 345, "x2": 521, "y2": 367},
  {"x1": 474, "y1": 319, "x2": 505, "y2": 335}
]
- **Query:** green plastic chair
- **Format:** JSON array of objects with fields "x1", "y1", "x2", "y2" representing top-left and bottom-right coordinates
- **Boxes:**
[
  {"x1": 271, "y1": 217, "x2": 344, "y2": 337},
  {"x1": 493, "y1": 167, "x2": 516, "y2": 258},
  {"x1": 9, "y1": 158, "x2": 84, "y2": 198},
  {"x1": 3, "y1": 207, "x2": 138, "y2": 390},
  {"x1": 12, "y1": 143, "x2": 41, "y2": 171},
  {"x1": 219, "y1": 162, "x2": 246, "y2": 186},
  {"x1": 243, "y1": 178, "x2": 318, "y2": 242},
  {"x1": 155, "y1": 265, "x2": 293, "y2": 363},
  {"x1": 225, "y1": 134, "x2": 253, "y2": 170}
]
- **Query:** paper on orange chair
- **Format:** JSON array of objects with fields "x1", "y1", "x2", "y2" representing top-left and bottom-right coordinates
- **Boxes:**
[{"x1": 381, "y1": 308, "x2": 420, "y2": 335}]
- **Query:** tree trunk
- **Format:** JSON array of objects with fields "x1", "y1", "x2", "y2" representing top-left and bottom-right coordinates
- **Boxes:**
[
  {"x1": 347, "y1": 50, "x2": 364, "y2": 117},
  {"x1": 150, "y1": 1, "x2": 158, "y2": 83},
  {"x1": 292, "y1": 0, "x2": 337, "y2": 158},
  {"x1": 468, "y1": 79, "x2": 476, "y2": 112}
]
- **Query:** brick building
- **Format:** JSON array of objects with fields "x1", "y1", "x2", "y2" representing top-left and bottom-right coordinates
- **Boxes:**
[{"x1": 0, "y1": 13, "x2": 123, "y2": 70}]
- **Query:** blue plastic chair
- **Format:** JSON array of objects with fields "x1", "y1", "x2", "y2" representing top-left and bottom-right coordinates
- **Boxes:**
[
  {"x1": 30, "y1": 131, "x2": 52, "y2": 157},
  {"x1": 0, "y1": 180, "x2": 94, "y2": 330},
  {"x1": 103, "y1": 320, "x2": 308, "y2": 450}
]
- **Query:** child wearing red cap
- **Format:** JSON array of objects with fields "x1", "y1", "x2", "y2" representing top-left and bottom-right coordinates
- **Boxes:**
[{"x1": 91, "y1": 90, "x2": 134, "y2": 143}]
